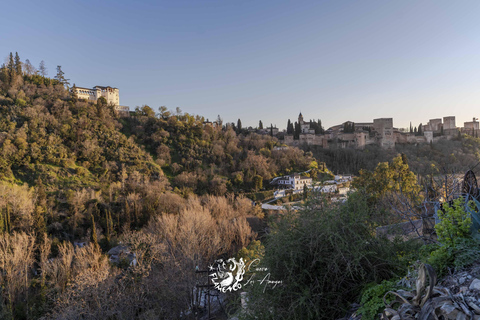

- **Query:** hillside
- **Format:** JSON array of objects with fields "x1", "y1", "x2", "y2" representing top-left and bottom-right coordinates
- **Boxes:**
[{"x1": 0, "y1": 54, "x2": 319, "y2": 320}]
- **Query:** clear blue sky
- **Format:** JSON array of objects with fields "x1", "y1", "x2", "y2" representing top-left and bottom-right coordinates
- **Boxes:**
[{"x1": 2, "y1": 0, "x2": 480, "y2": 130}]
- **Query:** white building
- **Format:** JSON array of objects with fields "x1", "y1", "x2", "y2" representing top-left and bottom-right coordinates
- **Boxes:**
[
  {"x1": 73, "y1": 85, "x2": 120, "y2": 106},
  {"x1": 272, "y1": 173, "x2": 312, "y2": 190}
]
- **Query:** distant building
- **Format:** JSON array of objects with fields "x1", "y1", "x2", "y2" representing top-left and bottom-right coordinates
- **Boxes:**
[
  {"x1": 271, "y1": 173, "x2": 312, "y2": 191},
  {"x1": 73, "y1": 85, "x2": 120, "y2": 106},
  {"x1": 425, "y1": 118, "x2": 442, "y2": 133},
  {"x1": 373, "y1": 118, "x2": 394, "y2": 149},
  {"x1": 73, "y1": 85, "x2": 130, "y2": 114},
  {"x1": 443, "y1": 116, "x2": 456, "y2": 130},
  {"x1": 298, "y1": 112, "x2": 315, "y2": 134}
]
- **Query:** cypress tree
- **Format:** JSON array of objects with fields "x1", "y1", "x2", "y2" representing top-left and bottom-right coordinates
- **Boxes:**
[
  {"x1": 91, "y1": 214, "x2": 99, "y2": 249},
  {"x1": 5, "y1": 204, "x2": 11, "y2": 233},
  {"x1": 258, "y1": 120, "x2": 263, "y2": 129},
  {"x1": 7, "y1": 52, "x2": 15, "y2": 80},
  {"x1": 294, "y1": 121, "x2": 301, "y2": 139},
  {"x1": 0, "y1": 210, "x2": 4, "y2": 233},
  {"x1": 14, "y1": 52, "x2": 22, "y2": 75}
]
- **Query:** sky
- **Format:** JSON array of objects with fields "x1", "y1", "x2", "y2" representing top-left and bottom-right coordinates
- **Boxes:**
[{"x1": 2, "y1": 0, "x2": 480, "y2": 130}]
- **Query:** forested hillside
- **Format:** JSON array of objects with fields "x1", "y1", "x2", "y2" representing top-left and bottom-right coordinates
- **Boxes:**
[
  {"x1": 0, "y1": 53, "x2": 318, "y2": 319},
  {"x1": 308, "y1": 134, "x2": 480, "y2": 177}
]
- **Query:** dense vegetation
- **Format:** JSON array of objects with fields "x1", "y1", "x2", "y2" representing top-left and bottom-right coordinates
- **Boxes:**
[{"x1": 0, "y1": 53, "x2": 319, "y2": 319}]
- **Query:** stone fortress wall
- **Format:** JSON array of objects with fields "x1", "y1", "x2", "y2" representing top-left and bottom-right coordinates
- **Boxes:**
[{"x1": 282, "y1": 113, "x2": 478, "y2": 150}]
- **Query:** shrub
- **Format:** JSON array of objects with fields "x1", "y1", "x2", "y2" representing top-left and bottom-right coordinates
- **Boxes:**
[
  {"x1": 426, "y1": 197, "x2": 480, "y2": 276},
  {"x1": 435, "y1": 197, "x2": 473, "y2": 246},
  {"x1": 358, "y1": 279, "x2": 404, "y2": 320},
  {"x1": 242, "y1": 192, "x2": 412, "y2": 319}
]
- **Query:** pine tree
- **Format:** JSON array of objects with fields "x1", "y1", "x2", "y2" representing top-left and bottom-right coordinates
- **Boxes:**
[
  {"x1": 55, "y1": 65, "x2": 70, "y2": 88},
  {"x1": 14, "y1": 52, "x2": 22, "y2": 75}
]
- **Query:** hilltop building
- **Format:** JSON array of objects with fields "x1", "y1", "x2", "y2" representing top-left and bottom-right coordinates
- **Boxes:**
[
  {"x1": 298, "y1": 112, "x2": 315, "y2": 134},
  {"x1": 73, "y1": 85, "x2": 119, "y2": 105},
  {"x1": 72, "y1": 85, "x2": 130, "y2": 114},
  {"x1": 464, "y1": 118, "x2": 479, "y2": 136}
]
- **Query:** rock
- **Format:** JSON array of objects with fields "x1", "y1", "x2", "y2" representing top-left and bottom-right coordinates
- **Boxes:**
[
  {"x1": 439, "y1": 302, "x2": 459, "y2": 319},
  {"x1": 469, "y1": 279, "x2": 480, "y2": 291},
  {"x1": 107, "y1": 245, "x2": 129, "y2": 255},
  {"x1": 459, "y1": 277, "x2": 467, "y2": 285}
]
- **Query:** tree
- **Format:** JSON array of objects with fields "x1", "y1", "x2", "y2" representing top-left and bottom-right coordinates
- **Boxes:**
[
  {"x1": 353, "y1": 154, "x2": 421, "y2": 208},
  {"x1": 140, "y1": 105, "x2": 155, "y2": 117},
  {"x1": 90, "y1": 214, "x2": 99, "y2": 249},
  {"x1": 14, "y1": 52, "x2": 22, "y2": 75},
  {"x1": 237, "y1": 118, "x2": 242, "y2": 133},
  {"x1": 253, "y1": 175, "x2": 263, "y2": 191},
  {"x1": 418, "y1": 123, "x2": 423, "y2": 136},
  {"x1": 23, "y1": 59, "x2": 36, "y2": 75},
  {"x1": 38, "y1": 60, "x2": 47, "y2": 77},
  {"x1": 270, "y1": 123, "x2": 273, "y2": 137},
  {"x1": 258, "y1": 120, "x2": 263, "y2": 129},
  {"x1": 55, "y1": 65, "x2": 70, "y2": 88},
  {"x1": 294, "y1": 121, "x2": 301, "y2": 139},
  {"x1": 287, "y1": 119, "x2": 294, "y2": 135},
  {"x1": 7, "y1": 52, "x2": 15, "y2": 79},
  {"x1": 409, "y1": 122, "x2": 413, "y2": 133},
  {"x1": 158, "y1": 106, "x2": 170, "y2": 119}
]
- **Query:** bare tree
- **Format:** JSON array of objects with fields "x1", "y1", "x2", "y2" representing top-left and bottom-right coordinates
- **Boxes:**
[
  {"x1": 23, "y1": 59, "x2": 36, "y2": 75},
  {"x1": 38, "y1": 60, "x2": 47, "y2": 77}
]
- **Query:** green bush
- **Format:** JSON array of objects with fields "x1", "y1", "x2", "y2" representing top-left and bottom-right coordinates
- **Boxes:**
[
  {"x1": 242, "y1": 192, "x2": 413, "y2": 319},
  {"x1": 358, "y1": 279, "x2": 404, "y2": 320},
  {"x1": 426, "y1": 197, "x2": 480, "y2": 276},
  {"x1": 435, "y1": 197, "x2": 473, "y2": 246}
]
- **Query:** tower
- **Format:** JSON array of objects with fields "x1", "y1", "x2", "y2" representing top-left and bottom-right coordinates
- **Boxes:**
[{"x1": 298, "y1": 112, "x2": 304, "y2": 125}]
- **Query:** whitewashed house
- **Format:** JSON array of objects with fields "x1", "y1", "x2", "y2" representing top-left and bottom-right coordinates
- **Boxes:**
[{"x1": 271, "y1": 173, "x2": 312, "y2": 191}]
